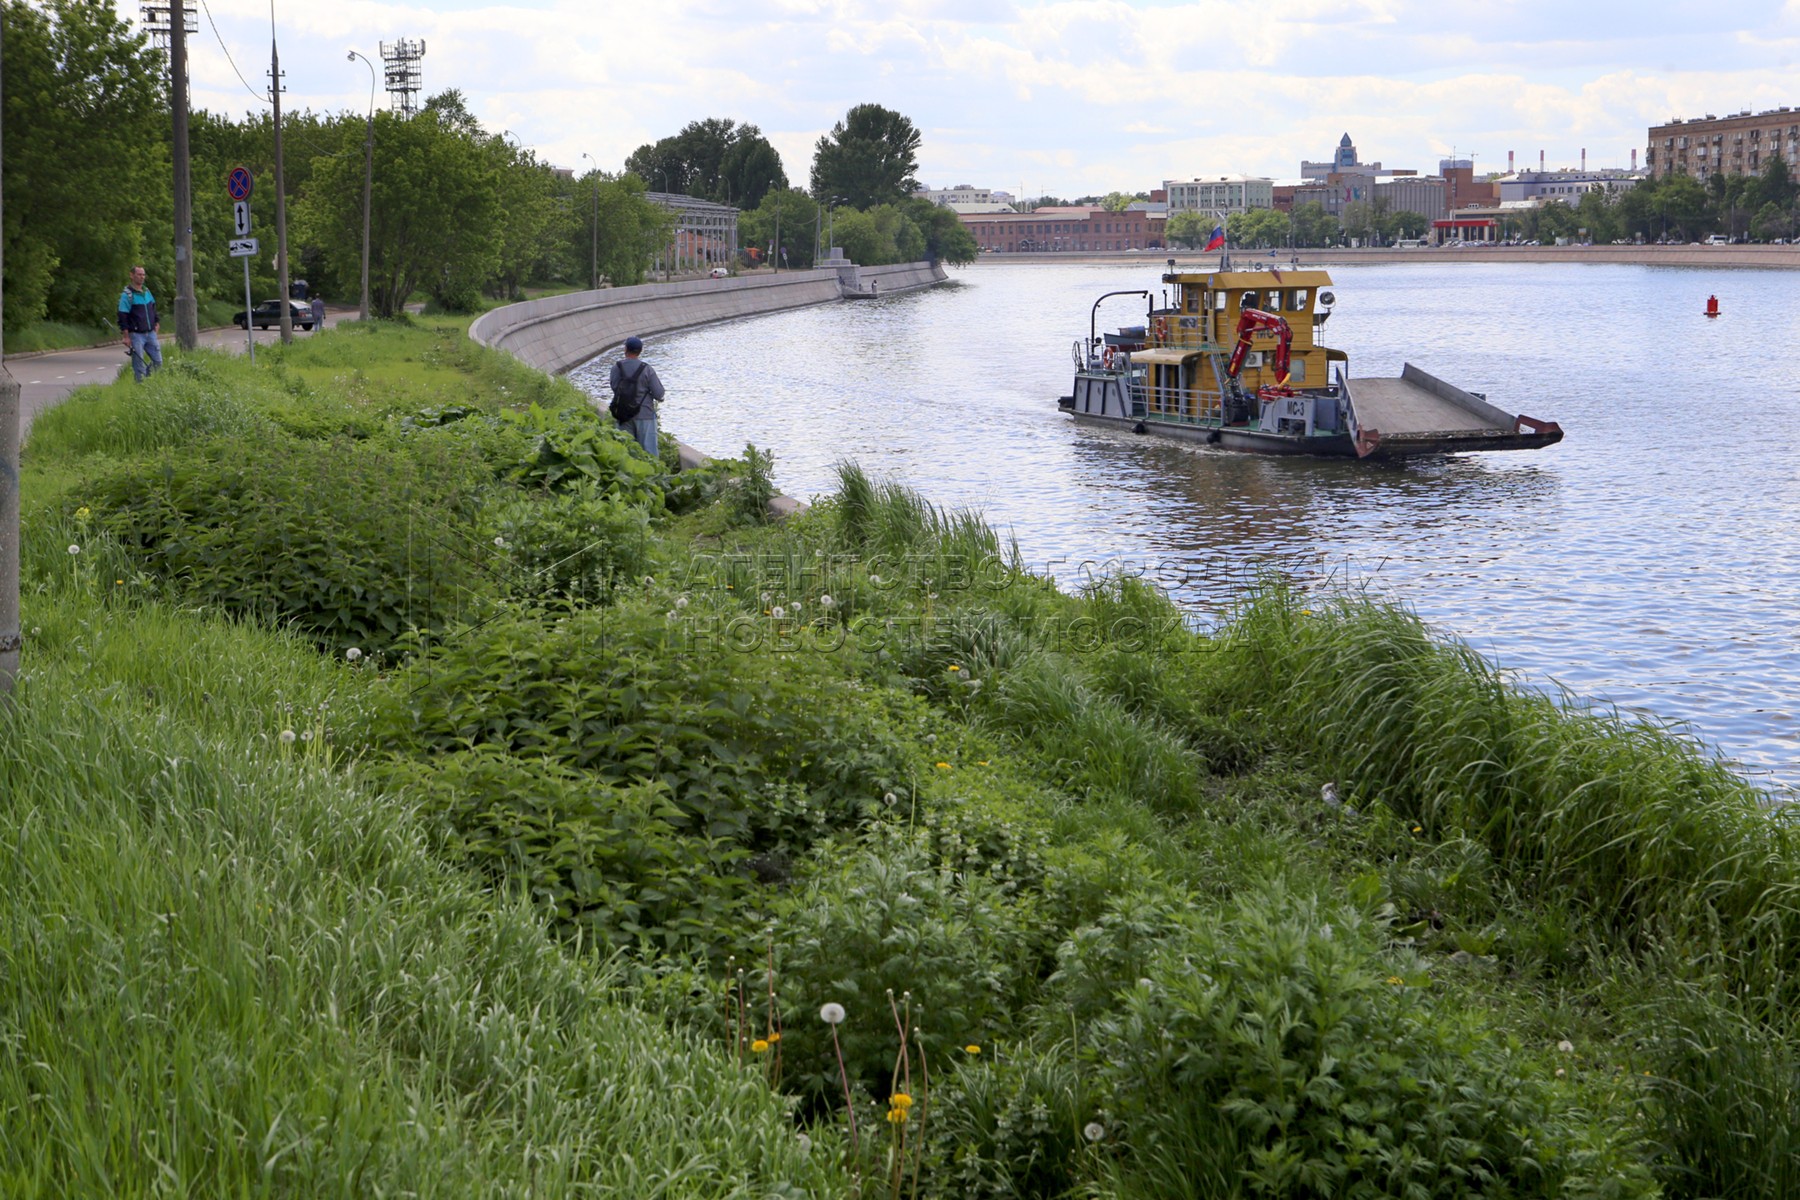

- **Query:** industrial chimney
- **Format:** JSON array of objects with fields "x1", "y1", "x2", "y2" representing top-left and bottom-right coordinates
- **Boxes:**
[
  {"x1": 1540, "y1": 150, "x2": 1545, "y2": 171},
  {"x1": 1581, "y1": 148, "x2": 1587, "y2": 172},
  {"x1": 1508, "y1": 150, "x2": 1515, "y2": 172},
  {"x1": 1632, "y1": 148, "x2": 1638, "y2": 171}
]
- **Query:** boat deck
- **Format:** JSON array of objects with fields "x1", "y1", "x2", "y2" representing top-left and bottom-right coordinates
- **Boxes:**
[
  {"x1": 1343, "y1": 364, "x2": 1562, "y2": 456},
  {"x1": 1346, "y1": 375, "x2": 1511, "y2": 435}
]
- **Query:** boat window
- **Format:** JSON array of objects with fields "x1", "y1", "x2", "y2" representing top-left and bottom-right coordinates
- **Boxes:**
[
  {"x1": 1293, "y1": 289, "x2": 1309, "y2": 311},
  {"x1": 1264, "y1": 290, "x2": 1282, "y2": 312},
  {"x1": 1184, "y1": 286, "x2": 1201, "y2": 313},
  {"x1": 1214, "y1": 291, "x2": 1228, "y2": 312}
]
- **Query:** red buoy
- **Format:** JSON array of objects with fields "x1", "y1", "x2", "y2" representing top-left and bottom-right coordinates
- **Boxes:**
[{"x1": 1706, "y1": 294, "x2": 1720, "y2": 318}]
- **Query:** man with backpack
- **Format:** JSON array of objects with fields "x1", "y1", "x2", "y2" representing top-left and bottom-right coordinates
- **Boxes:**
[{"x1": 608, "y1": 335, "x2": 665, "y2": 455}]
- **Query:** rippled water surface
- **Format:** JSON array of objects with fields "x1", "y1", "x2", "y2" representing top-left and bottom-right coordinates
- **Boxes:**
[{"x1": 573, "y1": 261, "x2": 1800, "y2": 790}]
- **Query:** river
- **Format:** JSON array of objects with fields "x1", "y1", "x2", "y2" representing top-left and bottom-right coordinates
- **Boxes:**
[{"x1": 572, "y1": 261, "x2": 1800, "y2": 794}]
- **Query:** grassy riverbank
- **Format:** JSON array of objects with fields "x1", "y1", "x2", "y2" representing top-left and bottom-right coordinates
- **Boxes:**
[{"x1": 9, "y1": 314, "x2": 1799, "y2": 1196}]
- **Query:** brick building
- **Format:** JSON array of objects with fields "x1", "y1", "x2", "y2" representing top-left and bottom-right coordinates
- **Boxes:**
[
  {"x1": 1647, "y1": 109, "x2": 1800, "y2": 180},
  {"x1": 959, "y1": 206, "x2": 1163, "y2": 253}
]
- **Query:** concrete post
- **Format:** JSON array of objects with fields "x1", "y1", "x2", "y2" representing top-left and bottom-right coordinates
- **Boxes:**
[{"x1": 1, "y1": 22, "x2": 17, "y2": 697}]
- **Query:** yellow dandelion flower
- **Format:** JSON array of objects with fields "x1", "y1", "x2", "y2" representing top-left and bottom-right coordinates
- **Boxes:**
[
  {"x1": 948, "y1": 664, "x2": 962, "y2": 673},
  {"x1": 767, "y1": 1032, "x2": 781, "y2": 1043},
  {"x1": 964, "y1": 1044, "x2": 981, "y2": 1055},
  {"x1": 75, "y1": 506, "x2": 91, "y2": 520},
  {"x1": 936, "y1": 761, "x2": 951, "y2": 770},
  {"x1": 751, "y1": 1039, "x2": 769, "y2": 1054},
  {"x1": 1412, "y1": 825, "x2": 1423, "y2": 833},
  {"x1": 977, "y1": 760, "x2": 990, "y2": 766},
  {"x1": 890, "y1": 1092, "x2": 913, "y2": 1110},
  {"x1": 1386, "y1": 976, "x2": 1404, "y2": 985},
  {"x1": 886, "y1": 1108, "x2": 906, "y2": 1124}
]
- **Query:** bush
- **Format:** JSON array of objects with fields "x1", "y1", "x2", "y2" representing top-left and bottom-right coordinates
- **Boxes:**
[
  {"x1": 88, "y1": 432, "x2": 499, "y2": 652},
  {"x1": 1093, "y1": 884, "x2": 1655, "y2": 1199},
  {"x1": 483, "y1": 480, "x2": 653, "y2": 601}
]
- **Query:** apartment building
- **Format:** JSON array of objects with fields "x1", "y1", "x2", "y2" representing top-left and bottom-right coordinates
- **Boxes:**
[
  {"x1": 1647, "y1": 109, "x2": 1800, "y2": 180},
  {"x1": 1165, "y1": 176, "x2": 1274, "y2": 215}
]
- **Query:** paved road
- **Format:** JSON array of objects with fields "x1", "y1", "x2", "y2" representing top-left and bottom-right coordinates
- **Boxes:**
[{"x1": 6, "y1": 307, "x2": 361, "y2": 437}]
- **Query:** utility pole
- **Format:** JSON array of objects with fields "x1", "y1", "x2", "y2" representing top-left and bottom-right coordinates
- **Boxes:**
[
  {"x1": 2, "y1": 17, "x2": 22, "y2": 697},
  {"x1": 270, "y1": 32, "x2": 293, "y2": 343},
  {"x1": 348, "y1": 51, "x2": 376, "y2": 320},
  {"x1": 580, "y1": 152, "x2": 598, "y2": 290},
  {"x1": 169, "y1": 1, "x2": 198, "y2": 349}
]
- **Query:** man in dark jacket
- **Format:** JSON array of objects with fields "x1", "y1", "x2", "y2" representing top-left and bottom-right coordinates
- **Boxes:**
[
  {"x1": 608, "y1": 335, "x2": 666, "y2": 455},
  {"x1": 117, "y1": 265, "x2": 162, "y2": 382}
]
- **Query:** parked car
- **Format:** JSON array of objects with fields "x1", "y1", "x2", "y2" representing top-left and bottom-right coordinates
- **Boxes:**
[{"x1": 232, "y1": 298, "x2": 313, "y2": 330}]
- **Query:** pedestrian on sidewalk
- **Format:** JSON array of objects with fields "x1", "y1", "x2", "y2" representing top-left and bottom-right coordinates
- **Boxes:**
[
  {"x1": 608, "y1": 335, "x2": 665, "y2": 456},
  {"x1": 310, "y1": 294, "x2": 326, "y2": 331},
  {"x1": 118, "y1": 265, "x2": 162, "y2": 382}
]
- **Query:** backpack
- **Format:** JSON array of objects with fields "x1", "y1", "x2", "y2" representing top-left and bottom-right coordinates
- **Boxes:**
[{"x1": 610, "y1": 360, "x2": 646, "y2": 422}]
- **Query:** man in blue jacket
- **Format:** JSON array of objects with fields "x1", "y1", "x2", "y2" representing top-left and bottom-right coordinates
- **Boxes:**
[{"x1": 118, "y1": 265, "x2": 162, "y2": 382}]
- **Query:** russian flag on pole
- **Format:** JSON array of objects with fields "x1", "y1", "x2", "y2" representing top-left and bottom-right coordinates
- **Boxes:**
[{"x1": 1204, "y1": 225, "x2": 1226, "y2": 251}]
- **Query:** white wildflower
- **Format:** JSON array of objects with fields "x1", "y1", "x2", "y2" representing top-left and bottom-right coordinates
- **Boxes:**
[
  {"x1": 869, "y1": 574, "x2": 882, "y2": 585},
  {"x1": 1557, "y1": 1039, "x2": 1574, "y2": 1054},
  {"x1": 67, "y1": 544, "x2": 81, "y2": 556},
  {"x1": 819, "y1": 594, "x2": 835, "y2": 609},
  {"x1": 675, "y1": 595, "x2": 689, "y2": 609},
  {"x1": 771, "y1": 606, "x2": 785, "y2": 620},
  {"x1": 819, "y1": 1002, "x2": 846, "y2": 1025},
  {"x1": 1083, "y1": 1122, "x2": 1105, "y2": 1143},
  {"x1": 346, "y1": 647, "x2": 363, "y2": 663},
  {"x1": 493, "y1": 536, "x2": 508, "y2": 549},
  {"x1": 279, "y1": 729, "x2": 297, "y2": 745}
]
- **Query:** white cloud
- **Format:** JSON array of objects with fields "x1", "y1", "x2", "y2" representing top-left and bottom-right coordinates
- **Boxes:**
[{"x1": 152, "y1": 0, "x2": 1800, "y2": 198}]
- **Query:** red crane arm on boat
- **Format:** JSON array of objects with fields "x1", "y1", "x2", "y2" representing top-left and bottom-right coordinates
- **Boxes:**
[{"x1": 1225, "y1": 308, "x2": 1293, "y2": 384}]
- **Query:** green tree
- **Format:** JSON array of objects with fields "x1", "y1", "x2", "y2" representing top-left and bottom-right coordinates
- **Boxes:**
[
  {"x1": 742, "y1": 187, "x2": 819, "y2": 268},
  {"x1": 903, "y1": 198, "x2": 977, "y2": 265},
  {"x1": 626, "y1": 118, "x2": 787, "y2": 209},
  {"x1": 1287, "y1": 201, "x2": 1337, "y2": 248},
  {"x1": 1100, "y1": 191, "x2": 1134, "y2": 213},
  {"x1": 2, "y1": 0, "x2": 167, "y2": 333},
  {"x1": 809, "y1": 104, "x2": 921, "y2": 209},
  {"x1": 298, "y1": 107, "x2": 502, "y2": 315},
  {"x1": 1164, "y1": 210, "x2": 1213, "y2": 248}
]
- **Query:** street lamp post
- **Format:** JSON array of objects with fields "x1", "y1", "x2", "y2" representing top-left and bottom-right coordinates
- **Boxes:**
[
  {"x1": 580, "y1": 152, "x2": 598, "y2": 291},
  {"x1": 347, "y1": 51, "x2": 376, "y2": 320}
]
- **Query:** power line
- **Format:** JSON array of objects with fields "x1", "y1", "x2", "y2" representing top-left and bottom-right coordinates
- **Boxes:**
[{"x1": 197, "y1": 0, "x2": 267, "y2": 104}]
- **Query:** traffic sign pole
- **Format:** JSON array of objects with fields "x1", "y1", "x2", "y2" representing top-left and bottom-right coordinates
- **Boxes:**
[{"x1": 227, "y1": 168, "x2": 255, "y2": 362}]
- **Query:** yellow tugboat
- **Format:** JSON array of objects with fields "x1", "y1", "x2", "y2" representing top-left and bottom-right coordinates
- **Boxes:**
[{"x1": 1059, "y1": 261, "x2": 1562, "y2": 458}]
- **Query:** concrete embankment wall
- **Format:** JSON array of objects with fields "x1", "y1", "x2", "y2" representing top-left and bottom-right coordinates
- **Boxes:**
[{"x1": 470, "y1": 260, "x2": 947, "y2": 375}]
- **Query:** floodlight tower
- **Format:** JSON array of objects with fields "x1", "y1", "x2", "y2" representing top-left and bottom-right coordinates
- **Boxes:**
[{"x1": 379, "y1": 38, "x2": 426, "y2": 118}]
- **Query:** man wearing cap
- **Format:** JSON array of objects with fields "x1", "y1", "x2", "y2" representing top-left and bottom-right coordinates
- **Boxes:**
[
  {"x1": 608, "y1": 335, "x2": 666, "y2": 456},
  {"x1": 118, "y1": 265, "x2": 163, "y2": 382}
]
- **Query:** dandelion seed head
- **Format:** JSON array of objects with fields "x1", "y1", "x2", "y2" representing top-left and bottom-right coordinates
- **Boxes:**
[
  {"x1": 67, "y1": 544, "x2": 81, "y2": 556},
  {"x1": 279, "y1": 730, "x2": 297, "y2": 745},
  {"x1": 1557, "y1": 1039, "x2": 1575, "y2": 1053},
  {"x1": 771, "y1": 605, "x2": 786, "y2": 620},
  {"x1": 820, "y1": 1002, "x2": 846, "y2": 1025},
  {"x1": 820, "y1": 594, "x2": 834, "y2": 609},
  {"x1": 346, "y1": 647, "x2": 363, "y2": 662},
  {"x1": 1084, "y1": 1122, "x2": 1105, "y2": 1142}
]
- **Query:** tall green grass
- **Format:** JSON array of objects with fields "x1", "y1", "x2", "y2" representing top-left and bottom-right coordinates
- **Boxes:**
[
  {"x1": 1199, "y1": 585, "x2": 1800, "y2": 1003},
  {"x1": 0, "y1": 589, "x2": 848, "y2": 1197}
]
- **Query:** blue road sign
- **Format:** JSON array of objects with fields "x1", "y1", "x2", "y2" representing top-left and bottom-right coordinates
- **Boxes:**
[{"x1": 226, "y1": 166, "x2": 254, "y2": 201}]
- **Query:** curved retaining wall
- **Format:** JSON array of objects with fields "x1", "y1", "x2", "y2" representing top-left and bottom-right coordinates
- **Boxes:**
[{"x1": 470, "y1": 260, "x2": 947, "y2": 375}]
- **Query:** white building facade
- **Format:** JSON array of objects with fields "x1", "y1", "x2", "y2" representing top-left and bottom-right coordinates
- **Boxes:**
[{"x1": 1165, "y1": 176, "x2": 1274, "y2": 214}]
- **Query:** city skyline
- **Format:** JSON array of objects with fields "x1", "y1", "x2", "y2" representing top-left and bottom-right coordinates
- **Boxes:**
[{"x1": 151, "y1": 0, "x2": 1800, "y2": 200}]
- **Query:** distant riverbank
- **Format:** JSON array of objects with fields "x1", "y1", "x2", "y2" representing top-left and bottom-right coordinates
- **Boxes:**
[{"x1": 974, "y1": 243, "x2": 1800, "y2": 270}]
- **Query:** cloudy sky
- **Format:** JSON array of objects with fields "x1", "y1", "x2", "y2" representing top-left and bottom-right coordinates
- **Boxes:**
[{"x1": 153, "y1": 0, "x2": 1800, "y2": 198}]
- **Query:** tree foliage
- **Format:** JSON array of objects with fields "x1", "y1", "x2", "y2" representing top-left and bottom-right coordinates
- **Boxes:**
[
  {"x1": 810, "y1": 104, "x2": 921, "y2": 209},
  {"x1": 625, "y1": 118, "x2": 788, "y2": 210},
  {"x1": 2, "y1": 0, "x2": 167, "y2": 332},
  {"x1": 742, "y1": 188, "x2": 819, "y2": 268}
]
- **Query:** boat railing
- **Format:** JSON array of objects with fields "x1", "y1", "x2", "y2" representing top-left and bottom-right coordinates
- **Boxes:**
[{"x1": 1143, "y1": 384, "x2": 1226, "y2": 425}]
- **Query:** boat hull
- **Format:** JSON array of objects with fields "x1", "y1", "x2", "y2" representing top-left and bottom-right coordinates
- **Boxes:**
[{"x1": 1057, "y1": 399, "x2": 1562, "y2": 459}]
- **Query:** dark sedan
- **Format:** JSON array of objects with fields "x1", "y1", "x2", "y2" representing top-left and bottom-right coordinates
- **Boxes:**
[{"x1": 232, "y1": 299, "x2": 314, "y2": 330}]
